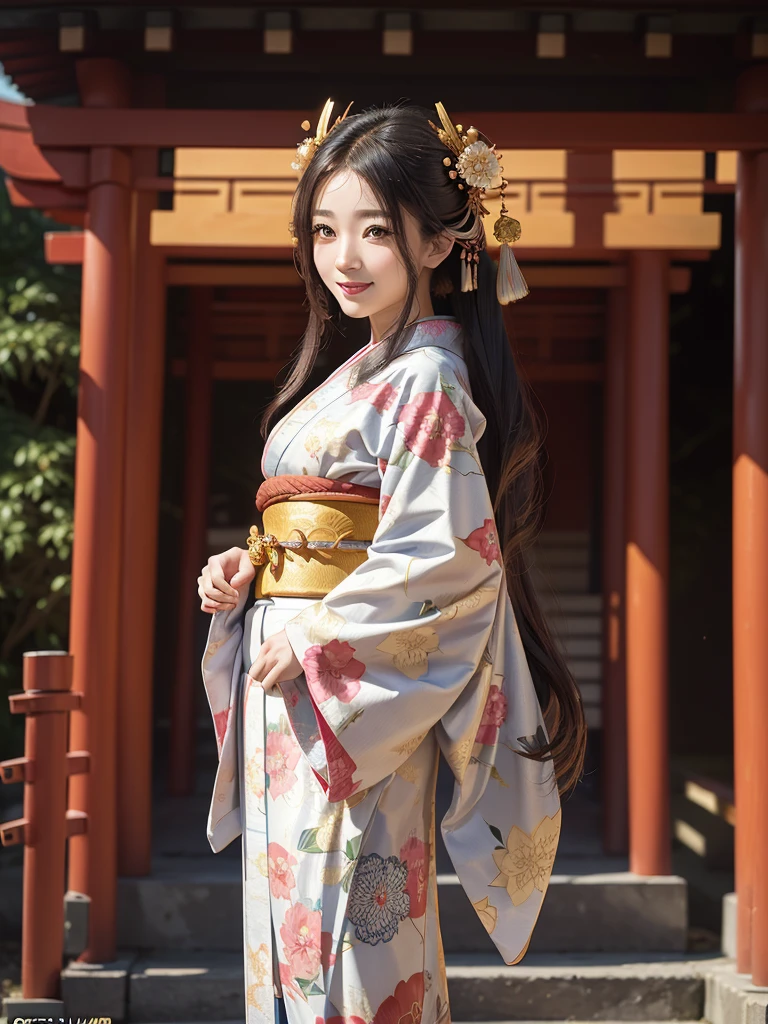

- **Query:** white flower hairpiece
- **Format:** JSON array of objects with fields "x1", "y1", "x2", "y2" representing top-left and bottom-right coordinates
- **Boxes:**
[{"x1": 429, "y1": 101, "x2": 529, "y2": 303}]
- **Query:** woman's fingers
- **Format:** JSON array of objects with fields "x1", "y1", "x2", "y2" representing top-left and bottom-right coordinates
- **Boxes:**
[
  {"x1": 208, "y1": 551, "x2": 240, "y2": 599},
  {"x1": 259, "y1": 664, "x2": 283, "y2": 693},
  {"x1": 198, "y1": 571, "x2": 236, "y2": 605},
  {"x1": 230, "y1": 549, "x2": 256, "y2": 590}
]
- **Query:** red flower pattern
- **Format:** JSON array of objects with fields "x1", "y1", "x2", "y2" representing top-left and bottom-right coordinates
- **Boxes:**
[
  {"x1": 373, "y1": 971, "x2": 425, "y2": 1024},
  {"x1": 266, "y1": 729, "x2": 301, "y2": 799},
  {"x1": 461, "y1": 516, "x2": 502, "y2": 567},
  {"x1": 349, "y1": 380, "x2": 398, "y2": 413},
  {"x1": 268, "y1": 842, "x2": 297, "y2": 900},
  {"x1": 397, "y1": 390, "x2": 465, "y2": 468},
  {"x1": 213, "y1": 708, "x2": 229, "y2": 753},
  {"x1": 320, "y1": 930, "x2": 337, "y2": 972},
  {"x1": 475, "y1": 683, "x2": 509, "y2": 745},
  {"x1": 303, "y1": 639, "x2": 366, "y2": 704},
  {"x1": 279, "y1": 960, "x2": 303, "y2": 1001},
  {"x1": 399, "y1": 836, "x2": 429, "y2": 919},
  {"x1": 280, "y1": 901, "x2": 322, "y2": 979}
]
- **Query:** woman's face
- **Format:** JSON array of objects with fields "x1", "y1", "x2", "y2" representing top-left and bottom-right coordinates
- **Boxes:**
[{"x1": 310, "y1": 168, "x2": 451, "y2": 336}]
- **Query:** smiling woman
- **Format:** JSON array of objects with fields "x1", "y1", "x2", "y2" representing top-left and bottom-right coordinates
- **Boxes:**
[
  {"x1": 309, "y1": 179, "x2": 453, "y2": 342},
  {"x1": 198, "y1": 99, "x2": 586, "y2": 1024}
]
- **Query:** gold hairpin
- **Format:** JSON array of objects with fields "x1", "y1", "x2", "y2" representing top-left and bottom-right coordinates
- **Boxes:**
[{"x1": 429, "y1": 102, "x2": 529, "y2": 303}]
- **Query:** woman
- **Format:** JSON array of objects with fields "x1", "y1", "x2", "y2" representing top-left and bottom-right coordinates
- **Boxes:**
[{"x1": 198, "y1": 100, "x2": 587, "y2": 1024}]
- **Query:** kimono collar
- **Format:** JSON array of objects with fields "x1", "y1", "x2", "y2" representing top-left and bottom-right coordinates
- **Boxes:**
[{"x1": 372, "y1": 316, "x2": 465, "y2": 359}]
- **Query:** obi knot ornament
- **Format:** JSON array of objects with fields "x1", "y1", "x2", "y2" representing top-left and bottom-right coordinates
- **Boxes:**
[{"x1": 246, "y1": 477, "x2": 380, "y2": 598}]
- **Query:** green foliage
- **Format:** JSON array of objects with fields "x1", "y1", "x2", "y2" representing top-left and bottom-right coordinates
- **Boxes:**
[{"x1": 0, "y1": 186, "x2": 80, "y2": 754}]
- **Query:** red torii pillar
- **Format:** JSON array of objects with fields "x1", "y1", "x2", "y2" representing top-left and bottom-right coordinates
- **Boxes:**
[
  {"x1": 733, "y1": 65, "x2": 768, "y2": 984},
  {"x1": 602, "y1": 285, "x2": 629, "y2": 856},
  {"x1": 117, "y1": 155, "x2": 167, "y2": 876},
  {"x1": 67, "y1": 59, "x2": 132, "y2": 961},
  {"x1": 169, "y1": 287, "x2": 214, "y2": 795},
  {"x1": 625, "y1": 250, "x2": 671, "y2": 876}
]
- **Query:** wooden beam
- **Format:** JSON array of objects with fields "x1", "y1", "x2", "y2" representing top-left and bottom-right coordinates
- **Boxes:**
[
  {"x1": 5, "y1": 176, "x2": 85, "y2": 209},
  {"x1": 171, "y1": 358, "x2": 291, "y2": 380},
  {"x1": 18, "y1": 106, "x2": 768, "y2": 151},
  {"x1": 524, "y1": 363, "x2": 604, "y2": 382},
  {"x1": 0, "y1": 126, "x2": 87, "y2": 185},
  {"x1": 165, "y1": 263, "x2": 300, "y2": 286},
  {"x1": 164, "y1": 261, "x2": 691, "y2": 292},
  {"x1": 45, "y1": 231, "x2": 84, "y2": 264}
]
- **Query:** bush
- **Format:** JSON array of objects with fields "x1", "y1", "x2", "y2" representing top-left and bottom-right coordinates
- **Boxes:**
[{"x1": 0, "y1": 185, "x2": 80, "y2": 755}]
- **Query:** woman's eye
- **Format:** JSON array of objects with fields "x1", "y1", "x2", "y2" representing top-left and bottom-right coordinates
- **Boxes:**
[
  {"x1": 311, "y1": 223, "x2": 334, "y2": 238},
  {"x1": 366, "y1": 225, "x2": 389, "y2": 239}
]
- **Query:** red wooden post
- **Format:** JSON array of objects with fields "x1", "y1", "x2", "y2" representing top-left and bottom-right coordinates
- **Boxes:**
[
  {"x1": 67, "y1": 58, "x2": 132, "y2": 962},
  {"x1": 169, "y1": 287, "x2": 215, "y2": 795},
  {"x1": 601, "y1": 285, "x2": 629, "y2": 855},
  {"x1": 117, "y1": 158, "x2": 167, "y2": 876},
  {"x1": 733, "y1": 65, "x2": 768, "y2": 984},
  {"x1": 625, "y1": 249, "x2": 671, "y2": 876},
  {"x1": 0, "y1": 653, "x2": 80, "y2": 999}
]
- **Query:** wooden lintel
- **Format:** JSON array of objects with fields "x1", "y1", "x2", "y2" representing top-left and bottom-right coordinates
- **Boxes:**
[
  {"x1": 166, "y1": 263, "x2": 300, "y2": 286},
  {"x1": 5, "y1": 176, "x2": 85, "y2": 210},
  {"x1": 0, "y1": 127, "x2": 87, "y2": 186},
  {"x1": 164, "y1": 261, "x2": 691, "y2": 292},
  {"x1": 171, "y1": 358, "x2": 288, "y2": 381},
  {"x1": 18, "y1": 106, "x2": 768, "y2": 152},
  {"x1": 45, "y1": 231, "x2": 85, "y2": 265}
]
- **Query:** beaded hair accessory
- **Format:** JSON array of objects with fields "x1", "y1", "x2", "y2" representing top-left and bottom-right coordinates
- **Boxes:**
[
  {"x1": 429, "y1": 102, "x2": 529, "y2": 304},
  {"x1": 289, "y1": 97, "x2": 529, "y2": 304}
]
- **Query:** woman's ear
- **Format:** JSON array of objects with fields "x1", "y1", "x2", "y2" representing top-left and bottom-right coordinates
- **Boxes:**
[{"x1": 425, "y1": 231, "x2": 455, "y2": 269}]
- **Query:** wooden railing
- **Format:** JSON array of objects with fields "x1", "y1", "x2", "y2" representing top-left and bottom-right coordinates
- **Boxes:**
[{"x1": 0, "y1": 652, "x2": 89, "y2": 1003}]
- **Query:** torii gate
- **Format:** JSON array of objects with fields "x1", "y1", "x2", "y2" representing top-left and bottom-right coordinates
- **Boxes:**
[{"x1": 1, "y1": 56, "x2": 767, "y2": 984}]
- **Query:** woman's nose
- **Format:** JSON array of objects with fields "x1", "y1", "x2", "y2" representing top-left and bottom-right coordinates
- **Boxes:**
[{"x1": 335, "y1": 237, "x2": 362, "y2": 272}]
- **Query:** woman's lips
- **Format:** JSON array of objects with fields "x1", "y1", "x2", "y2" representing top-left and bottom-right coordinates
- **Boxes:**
[{"x1": 339, "y1": 282, "x2": 372, "y2": 295}]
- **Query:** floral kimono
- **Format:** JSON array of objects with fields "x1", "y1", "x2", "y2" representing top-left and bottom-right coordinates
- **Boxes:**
[{"x1": 201, "y1": 315, "x2": 562, "y2": 1024}]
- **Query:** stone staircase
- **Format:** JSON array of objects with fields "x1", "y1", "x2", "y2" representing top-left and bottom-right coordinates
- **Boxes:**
[
  {"x1": 56, "y1": 739, "x2": 728, "y2": 1023},
  {"x1": 531, "y1": 530, "x2": 602, "y2": 730}
]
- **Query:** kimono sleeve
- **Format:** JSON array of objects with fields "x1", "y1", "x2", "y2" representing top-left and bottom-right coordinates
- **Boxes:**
[{"x1": 280, "y1": 355, "x2": 505, "y2": 802}]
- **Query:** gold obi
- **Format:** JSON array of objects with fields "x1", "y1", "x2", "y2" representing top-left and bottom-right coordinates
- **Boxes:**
[{"x1": 248, "y1": 497, "x2": 380, "y2": 599}]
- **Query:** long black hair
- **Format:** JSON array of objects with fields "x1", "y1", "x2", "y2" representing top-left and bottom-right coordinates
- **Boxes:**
[{"x1": 261, "y1": 102, "x2": 587, "y2": 796}]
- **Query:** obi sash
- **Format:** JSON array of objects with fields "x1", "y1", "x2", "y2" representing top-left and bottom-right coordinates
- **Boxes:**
[{"x1": 248, "y1": 475, "x2": 381, "y2": 599}]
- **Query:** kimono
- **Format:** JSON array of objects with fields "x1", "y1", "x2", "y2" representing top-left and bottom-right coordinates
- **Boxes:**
[{"x1": 201, "y1": 315, "x2": 562, "y2": 1024}]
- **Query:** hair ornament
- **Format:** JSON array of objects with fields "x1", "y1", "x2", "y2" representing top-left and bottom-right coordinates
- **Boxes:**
[
  {"x1": 291, "y1": 97, "x2": 354, "y2": 177},
  {"x1": 429, "y1": 101, "x2": 529, "y2": 303},
  {"x1": 289, "y1": 97, "x2": 354, "y2": 245}
]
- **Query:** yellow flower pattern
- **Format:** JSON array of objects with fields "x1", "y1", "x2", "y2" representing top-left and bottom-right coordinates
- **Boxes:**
[
  {"x1": 489, "y1": 808, "x2": 562, "y2": 907},
  {"x1": 376, "y1": 625, "x2": 440, "y2": 679},
  {"x1": 473, "y1": 896, "x2": 498, "y2": 934}
]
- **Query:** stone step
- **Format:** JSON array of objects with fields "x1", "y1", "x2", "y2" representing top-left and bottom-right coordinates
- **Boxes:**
[
  {"x1": 538, "y1": 593, "x2": 602, "y2": 615},
  {"x1": 531, "y1": 546, "x2": 590, "y2": 568},
  {"x1": 116, "y1": 866, "x2": 688, "y2": 954},
  {"x1": 61, "y1": 950, "x2": 728, "y2": 1023},
  {"x1": 534, "y1": 530, "x2": 590, "y2": 547},
  {"x1": 532, "y1": 566, "x2": 590, "y2": 593},
  {"x1": 556, "y1": 636, "x2": 601, "y2": 658},
  {"x1": 547, "y1": 614, "x2": 602, "y2": 637}
]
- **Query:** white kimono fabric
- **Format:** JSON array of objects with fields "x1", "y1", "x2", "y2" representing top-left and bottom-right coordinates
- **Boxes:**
[{"x1": 201, "y1": 316, "x2": 562, "y2": 1024}]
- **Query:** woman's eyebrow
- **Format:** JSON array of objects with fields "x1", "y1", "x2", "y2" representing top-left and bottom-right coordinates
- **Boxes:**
[{"x1": 312, "y1": 209, "x2": 390, "y2": 218}]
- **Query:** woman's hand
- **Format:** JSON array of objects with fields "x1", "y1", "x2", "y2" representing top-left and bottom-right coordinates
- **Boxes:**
[
  {"x1": 248, "y1": 630, "x2": 303, "y2": 693},
  {"x1": 198, "y1": 546, "x2": 255, "y2": 613}
]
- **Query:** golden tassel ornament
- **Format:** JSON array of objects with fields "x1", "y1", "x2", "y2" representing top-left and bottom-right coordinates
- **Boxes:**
[{"x1": 493, "y1": 184, "x2": 529, "y2": 304}]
